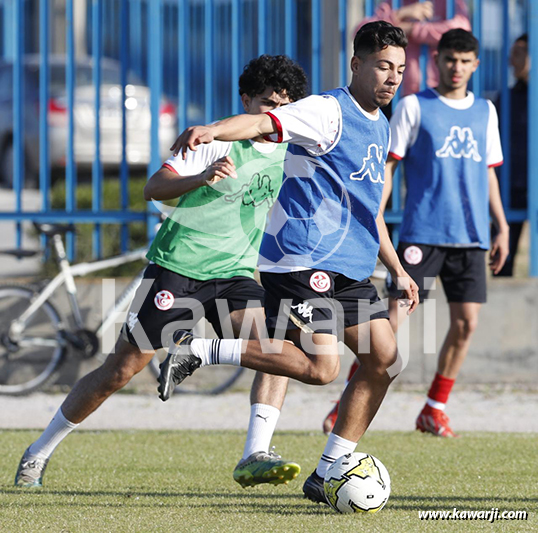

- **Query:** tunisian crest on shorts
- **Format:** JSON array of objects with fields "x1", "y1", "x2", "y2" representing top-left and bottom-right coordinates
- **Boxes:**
[
  {"x1": 309, "y1": 271, "x2": 331, "y2": 292},
  {"x1": 435, "y1": 126, "x2": 482, "y2": 162},
  {"x1": 403, "y1": 246, "x2": 423, "y2": 265},
  {"x1": 154, "y1": 290, "x2": 175, "y2": 311}
]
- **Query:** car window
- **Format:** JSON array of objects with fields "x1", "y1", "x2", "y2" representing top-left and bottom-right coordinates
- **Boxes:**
[{"x1": 50, "y1": 65, "x2": 143, "y2": 90}]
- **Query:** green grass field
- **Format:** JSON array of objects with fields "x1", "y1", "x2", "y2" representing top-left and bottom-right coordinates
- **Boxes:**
[{"x1": 1, "y1": 430, "x2": 536, "y2": 532}]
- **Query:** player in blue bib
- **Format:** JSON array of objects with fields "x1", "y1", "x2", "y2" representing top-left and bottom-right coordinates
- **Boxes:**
[
  {"x1": 160, "y1": 22, "x2": 420, "y2": 503},
  {"x1": 324, "y1": 29, "x2": 509, "y2": 438}
]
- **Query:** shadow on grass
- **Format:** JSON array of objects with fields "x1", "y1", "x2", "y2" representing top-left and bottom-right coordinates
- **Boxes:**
[{"x1": 2, "y1": 488, "x2": 332, "y2": 515}]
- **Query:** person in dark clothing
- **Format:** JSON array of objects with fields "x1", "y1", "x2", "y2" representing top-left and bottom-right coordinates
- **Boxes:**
[{"x1": 495, "y1": 34, "x2": 529, "y2": 276}]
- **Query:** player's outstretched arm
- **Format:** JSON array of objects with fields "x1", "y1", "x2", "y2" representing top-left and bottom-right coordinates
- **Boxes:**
[
  {"x1": 144, "y1": 156, "x2": 237, "y2": 201},
  {"x1": 379, "y1": 156, "x2": 400, "y2": 213},
  {"x1": 376, "y1": 211, "x2": 419, "y2": 315},
  {"x1": 488, "y1": 167, "x2": 510, "y2": 274},
  {"x1": 171, "y1": 114, "x2": 277, "y2": 159}
]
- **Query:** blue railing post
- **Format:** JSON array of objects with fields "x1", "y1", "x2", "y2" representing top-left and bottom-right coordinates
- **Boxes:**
[
  {"x1": 258, "y1": 0, "x2": 267, "y2": 56},
  {"x1": 311, "y1": 0, "x2": 321, "y2": 94},
  {"x1": 284, "y1": 0, "x2": 296, "y2": 58},
  {"x1": 231, "y1": 0, "x2": 241, "y2": 115},
  {"x1": 338, "y1": 0, "x2": 347, "y2": 88},
  {"x1": 499, "y1": 0, "x2": 511, "y2": 211},
  {"x1": 148, "y1": 0, "x2": 163, "y2": 239},
  {"x1": 39, "y1": 0, "x2": 50, "y2": 217},
  {"x1": 204, "y1": 0, "x2": 213, "y2": 124},
  {"x1": 419, "y1": 0, "x2": 427, "y2": 91},
  {"x1": 446, "y1": 0, "x2": 455, "y2": 20},
  {"x1": 13, "y1": 0, "x2": 24, "y2": 248},
  {"x1": 472, "y1": 0, "x2": 482, "y2": 96},
  {"x1": 92, "y1": 0, "x2": 103, "y2": 259},
  {"x1": 178, "y1": 0, "x2": 189, "y2": 130},
  {"x1": 119, "y1": 0, "x2": 129, "y2": 252},
  {"x1": 529, "y1": 0, "x2": 538, "y2": 276},
  {"x1": 66, "y1": 0, "x2": 77, "y2": 260}
]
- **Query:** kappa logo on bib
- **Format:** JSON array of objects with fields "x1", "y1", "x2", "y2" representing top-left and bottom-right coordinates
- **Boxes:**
[
  {"x1": 309, "y1": 271, "x2": 331, "y2": 292},
  {"x1": 403, "y1": 246, "x2": 423, "y2": 265},
  {"x1": 154, "y1": 290, "x2": 174, "y2": 311}
]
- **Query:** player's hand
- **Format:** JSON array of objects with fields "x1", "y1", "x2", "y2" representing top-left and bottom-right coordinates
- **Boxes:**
[
  {"x1": 489, "y1": 228, "x2": 510, "y2": 275},
  {"x1": 393, "y1": 271, "x2": 420, "y2": 315},
  {"x1": 201, "y1": 156, "x2": 237, "y2": 185},
  {"x1": 170, "y1": 126, "x2": 216, "y2": 159},
  {"x1": 396, "y1": 1, "x2": 433, "y2": 21}
]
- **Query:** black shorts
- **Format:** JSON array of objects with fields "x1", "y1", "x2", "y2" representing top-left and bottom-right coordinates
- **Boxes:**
[
  {"x1": 123, "y1": 264, "x2": 265, "y2": 350},
  {"x1": 261, "y1": 270, "x2": 389, "y2": 336},
  {"x1": 387, "y1": 243, "x2": 487, "y2": 303}
]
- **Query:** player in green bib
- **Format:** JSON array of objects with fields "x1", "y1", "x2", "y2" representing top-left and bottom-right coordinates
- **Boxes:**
[
  {"x1": 14, "y1": 55, "x2": 308, "y2": 489},
  {"x1": 147, "y1": 138, "x2": 287, "y2": 281}
]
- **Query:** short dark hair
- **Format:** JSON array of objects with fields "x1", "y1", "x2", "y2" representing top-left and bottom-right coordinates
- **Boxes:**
[
  {"x1": 515, "y1": 33, "x2": 528, "y2": 44},
  {"x1": 437, "y1": 29, "x2": 480, "y2": 56},
  {"x1": 353, "y1": 21, "x2": 408, "y2": 58},
  {"x1": 238, "y1": 55, "x2": 308, "y2": 102}
]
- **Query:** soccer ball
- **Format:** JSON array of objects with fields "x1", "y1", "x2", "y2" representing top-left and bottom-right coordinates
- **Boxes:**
[{"x1": 324, "y1": 452, "x2": 391, "y2": 514}]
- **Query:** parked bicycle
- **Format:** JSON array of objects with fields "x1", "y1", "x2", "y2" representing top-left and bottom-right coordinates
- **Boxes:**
[{"x1": 0, "y1": 223, "x2": 244, "y2": 395}]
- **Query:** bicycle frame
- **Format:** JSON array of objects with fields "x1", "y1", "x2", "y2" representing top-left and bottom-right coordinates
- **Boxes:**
[{"x1": 8, "y1": 234, "x2": 147, "y2": 343}]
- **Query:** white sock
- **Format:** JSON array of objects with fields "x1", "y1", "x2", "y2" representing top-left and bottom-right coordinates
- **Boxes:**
[
  {"x1": 27, "y1": 408, "x2": 79, "y2": 460},
  {"x1": 242, "y1": 403, "x2": 281, "y2": 460},
  {"x1": 316, "y1": 432, "x2": 357, "y2": 479},
  {"x1": 190, "y1": 338, "x2": 242, "y2": 367},
  {"x1": 426, "y1": 398, "x2": 446, "y2": 411}
]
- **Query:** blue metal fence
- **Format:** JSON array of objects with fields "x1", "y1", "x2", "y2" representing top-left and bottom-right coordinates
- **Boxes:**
[{"x1": 0, "y1": 0, "x2": 535, "y2": 274}]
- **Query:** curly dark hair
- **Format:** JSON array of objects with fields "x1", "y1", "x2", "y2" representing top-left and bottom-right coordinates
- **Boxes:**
[
  {"x1": 238, "y1": 54, "x2": 308, "y2": 102},
  {"x1": 353, "y1": 21, "x2": 408, "y2": 58},
  {"x1": 438, "y1": 29, "x2": 479, "y2": 56}
]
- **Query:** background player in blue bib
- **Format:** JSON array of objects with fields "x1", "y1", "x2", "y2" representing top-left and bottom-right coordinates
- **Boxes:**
[
  {"x1": 324, "y1": 29, "x2": 509, "y2": 438},
  {"x1": 160, "y1": 22, "x2": 420, "y2": 503}
]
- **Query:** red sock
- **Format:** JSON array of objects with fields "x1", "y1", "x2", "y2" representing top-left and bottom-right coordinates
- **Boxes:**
[
  {"x1": 347, "y1": 360, "x2": 360, "y2": 382},
  {"x1": 427, "y1": 373, "x2": 455, "y2": 405}
]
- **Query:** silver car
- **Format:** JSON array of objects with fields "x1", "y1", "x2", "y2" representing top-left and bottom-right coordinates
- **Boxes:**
[{"x1": 0, "y1": 55, "x2": 177, "y2": 187}]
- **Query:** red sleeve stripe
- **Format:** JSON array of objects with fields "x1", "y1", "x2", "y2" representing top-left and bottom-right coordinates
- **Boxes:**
[
  {"x1": 265, "y1": 112, "x2": 283, "y2": 143},
  {"x1": 488, "y1": 161, "x2": 503, "y2": 168},
  {"x1": 162, "y1": 163, "x2": 178, "y2": 174},
  {"x1": 388, "y1": 151, "x2": 403, "y2": 161}
]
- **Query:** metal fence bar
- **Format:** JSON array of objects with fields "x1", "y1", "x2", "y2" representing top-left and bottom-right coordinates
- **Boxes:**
[
  {"x1": 178, "y1": 0, "x2": 188, "y2": 130},
  {"x1": 92, "y1": 0, "x2": 103, "y2": 259},
  {"x1": 419, "y1": 0, "x2": 427, "y2": 91},
  {"x1": 311, "y1": 0, "x2": 321, "y2": 95},
  {"x1": 119, "y1": 0, "x2": 129, "y2": 252},
  {"x1": 66, "y1": 0, "x2": 77, "y2": 260},
  {"x1": 39, "y1": 0, "x2": 50, "y2": 216},
  {"x1": 204, "y1": 0, "x2": 213, "y2": 124},
  {"x1": 472, "y1": 0, "x2": 482, "y2": 95},
  {"x1": 148, "y1": 0, "x2": 163, "y2": 239},
  {"x1": 498, "y1": 0, "x2": 511, "y2": 213},
  {"x1": 339, "y1": 0, "x2": 347, "y2": 87},
  {"x1": 364, "y1": 0, "x2": 374, "y2": 18},
  {"x1": 13, "y1": 0, "x2": 24, "y2": 248},
  {"x1": 231, "y1": 0, "x2": 240, "y2": 115},
  {"x1": 130, "y1": 0, "x2": 142, "y2": 78},
  {"x1": 529, "y1": 0, "x2": 538, "y2": 276},
  {"x1": 446, "y1": 0, "x2": 455, "y2": 19},
  {"x1": 284, "y1": 0, "x2": 296, "y2": 58},
  {"x1": 0, "y1": 211, "x2": 147, "y2": 223},
  {"x1": 258, "y1": 0, "x2": 266, "y2": 56}
]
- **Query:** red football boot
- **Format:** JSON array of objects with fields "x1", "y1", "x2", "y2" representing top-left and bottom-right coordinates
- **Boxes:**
[{"x1": 416, "y1": 404, "x2": 459, "y2": 438}]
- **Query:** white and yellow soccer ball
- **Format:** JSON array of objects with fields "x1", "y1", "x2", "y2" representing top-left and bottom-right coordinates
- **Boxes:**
[{"x1": 324, "y1": 452, "x2": 391, "y2": 514}]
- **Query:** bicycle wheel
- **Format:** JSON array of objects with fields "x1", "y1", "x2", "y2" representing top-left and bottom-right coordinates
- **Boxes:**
[
  {"x1": 147, "y1": 350, "x2": 246, "y2": 395},
  {"x1": 0, "y1": 285, "x2": 67, "y2": 395}
]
